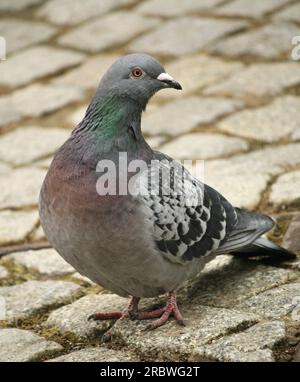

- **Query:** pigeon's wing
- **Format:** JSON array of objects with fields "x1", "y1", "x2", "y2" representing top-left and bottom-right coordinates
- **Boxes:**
[
  {"x1": 140, "y1": 152, "x2": 237, "y2": 264},
  {"x1": 142, "y1": 151, "x2": 275, "y2": 264}
]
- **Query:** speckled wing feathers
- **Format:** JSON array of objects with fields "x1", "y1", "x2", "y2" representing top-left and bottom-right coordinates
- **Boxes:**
[
  {"x1": 140, "y1": 153, "x2": 236, "y2": 264},
  {"x1": 148, "y1": 188, "x2": 234, "y2": 264}
]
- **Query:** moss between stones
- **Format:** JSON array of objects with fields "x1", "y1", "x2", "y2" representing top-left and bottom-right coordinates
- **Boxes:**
[
  {"x1": 276, "y1": 319, "x2": 300, "y2": 362},
  {"x1": 286, "y1": 83, "x2": 300, "y2": 97},
  {"x1": 0, "y1": 259, "x2": 35, "y2": 287},
  {"x1": 267, "y1": 214, "x2": 293, "y2": 246}
]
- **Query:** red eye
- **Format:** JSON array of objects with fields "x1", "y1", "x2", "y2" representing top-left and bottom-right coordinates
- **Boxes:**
[{"x1": 131, "y1": 68, "x2": 143, "y2": 78}]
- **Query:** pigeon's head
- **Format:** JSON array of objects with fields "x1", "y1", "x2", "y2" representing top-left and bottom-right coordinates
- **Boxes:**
[{"x1": 98, "y1": 53, "x2": 182, "y2": 109}]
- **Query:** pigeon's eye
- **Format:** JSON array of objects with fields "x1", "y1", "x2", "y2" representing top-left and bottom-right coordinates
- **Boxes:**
[{"x1": 130, "y1": 67, "x2": 144, "y2": 79}]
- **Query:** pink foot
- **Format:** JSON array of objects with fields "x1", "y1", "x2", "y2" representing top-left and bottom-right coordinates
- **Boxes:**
[
  {"x1": 140, "y1": 291, "x2": 185, "y2": 329},
  {"x1": 88, "y1": 296, "x2": 140, "y2": 341}
]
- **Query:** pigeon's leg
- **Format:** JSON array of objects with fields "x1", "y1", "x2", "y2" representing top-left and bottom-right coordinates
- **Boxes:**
[
  {"x1": 93, "y1": 297, "x2": 140, "y2": 342},
  {"x1": 135, "y1": 291, "x2": 185, "y2": 329},
  {"x1": 88, "y1": 296, "x2": 140, "y2": 321}
]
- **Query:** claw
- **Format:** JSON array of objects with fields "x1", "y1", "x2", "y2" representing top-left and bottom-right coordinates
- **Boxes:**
[
  {"x1": 101, "y1": 330, "x2": 113, "y2": 342},
  {"x1": 144, "y1": 323, "x2": 155, "y2": 331},
  {"x1": 177, "y1": 319, "x2": 186, "y2": 327}
]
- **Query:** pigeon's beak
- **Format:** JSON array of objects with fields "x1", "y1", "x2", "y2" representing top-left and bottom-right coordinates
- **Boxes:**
[{"x1": 157, "y1": 72, "x2": 182, "y2": 90}]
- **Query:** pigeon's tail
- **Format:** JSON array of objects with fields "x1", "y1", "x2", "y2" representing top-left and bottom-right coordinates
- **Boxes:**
[
  {"x1": 217, "y1": 208, "x2": 296, "y2": 261},
  {"x1": 230, "y1": 237, "x2": 296, "y2": 261}
]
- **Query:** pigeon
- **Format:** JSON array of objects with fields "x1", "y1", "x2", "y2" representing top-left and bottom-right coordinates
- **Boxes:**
[{"x1": 39, "y1": 53, "x2": 295, "y2": 340}]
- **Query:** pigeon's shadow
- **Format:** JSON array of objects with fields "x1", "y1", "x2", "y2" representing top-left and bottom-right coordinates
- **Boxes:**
[{"x1": 179, "y1": 255, "x2": 290, "y2": 309}]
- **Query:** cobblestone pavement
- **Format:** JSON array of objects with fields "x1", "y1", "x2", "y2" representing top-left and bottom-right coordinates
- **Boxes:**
[{"x1": 0, "y1": 0, "x2": 300, "y2": 362}]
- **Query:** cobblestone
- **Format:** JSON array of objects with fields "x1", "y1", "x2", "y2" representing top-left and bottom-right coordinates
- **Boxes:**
[
  {"x1": 0, "y1": 168, "x2": 46, "y2": 209},
  {"x1": 292, "y1": 128, "x2": 300, "y2": 142},
  {"x1": 47, "y1": 347, "x2": 137, "y2": 362},
  {"x1": 58, "y1": 12, "x2": 160, "y2": 53},
  {"x1": 0, "y1": 127, "x2": 70, "y2": 166},
  {"x1": 160, "y1": 133, "x2": 249, "y2": 160},
  {"x1": 190, "y1": 258, "x2": 296, "y2": 308},
  {"x1": 195, "y1": 321, "x2": 286, "y2": 362},
  {"x1": 0, "y1": 329, "x2": 62, "y2": 362},
  {"x1": 204, "y1": 63, "x2": 300, "y2": 99},
  {"x1": 210, "y1": 21, "x2": 299, "y2": 59},
  {"x1": 37, "y1": 0, "x2": 135, "y2": 25},
  {"x1": 130, "y1": 17, "x2": 248, "y2": 57},
  {"x1": 204, "y1": 143, "x2": 300, "y2": 208},
  {"x1": 10, "y1": 84, "x2": 86, "y2": 118},
  {"x1": 217, "y1": 96, "x2": 300, "y2": 142},
  {"x1": 45, "y1": 293, "x2": 127, "y2": 338},
  {"x1": 0, "y1": 19, "x2": 57, "y2": 55},
  {"x1": 274, "y1": 2, "x2": 300, "y2": 23},
  {"x1": 0, "y1": 46, "x2": 85, "y2": 88},
  {"x1": 137, "y1": 0, "x2": 224, "y2": 17},
  {"x1": 7, "y1": 249, "x2": 75, "y2": 276},
  {"x1": 206, "y1": 171, "x2": 270, "y2": 209},
  {"x1": 0, "y1": 210, "x2": 39, "y2": 246},
  {"x1": 270, "y1": 171, "x2": 300, "y2": 207},
  {"x1": 0, "y1": 265, "x2": 9, "y2": 279},
  {"x1": 0, "y1": 280, "x2": 81, "y2": 321},
  {"x1": 237, "y1": 283, "x2": 300, "y2": 319},
  {"x1": 142, "y1": 97, "x2": 243, "y2": 136},
  {"x1": 0, "y1": 0, "x2": 44, "y2": 12},
  {"x1": 214, "y1": 0, "x2": 291, "y2": 18},
  {"x1": 0, "y1": 95, "x2": 22, "y2": 127},
  {"x1": 0, "y1": 162, "x2": 10, "y2": 174},
  {"x1": 0, "y1": 85, "x2": 84, "y2": 127}
]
